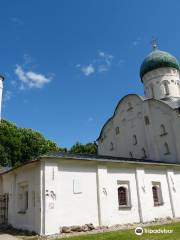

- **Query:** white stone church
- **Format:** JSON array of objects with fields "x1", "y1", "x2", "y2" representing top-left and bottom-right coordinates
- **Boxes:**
[{"x1": 0, "y1": 45, "x2": 180, "y2": 235}]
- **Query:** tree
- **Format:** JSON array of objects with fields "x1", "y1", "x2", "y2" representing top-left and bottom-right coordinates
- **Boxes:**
[
  {"x1": 0, "y1": 120, "x2": 66, "y2": 167},
  {"x1": 70, "y1": 142, "x2": 97, "y2": 154},
  {"x1": 0, "y1": 120, "x2": 98, "y2": 168}
]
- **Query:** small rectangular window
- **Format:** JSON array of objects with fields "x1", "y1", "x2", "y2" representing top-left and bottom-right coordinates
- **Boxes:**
[
  {"x1": 152, "y1": 182, "x2": 163, "y2": 206},
  {"x1": 110, "y1": 142, "x2": 114, "y2": 151},
  {"x1": 115, "y1": 127, "x2": 120, "y2": 135},
  {"x1": 117, "y1": 181, "x2": 131, "y2": 209},
  {"x1": 144, "y1": 116, "x2": 150, "y2": 125}
]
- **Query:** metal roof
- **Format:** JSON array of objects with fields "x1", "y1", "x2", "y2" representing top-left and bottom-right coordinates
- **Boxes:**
[
  {"x1": 1, "y1": 152, "x2": 180, "y2": 177},
  {"x1": 41, "y1": 152, "x2": 180, "y2": 166},
  {"x1": 159, "y1": 97, "x2": 180, "y2": 109},
  {"x1": 140, "y1": 49, "x2": 180, "y2": 80}
]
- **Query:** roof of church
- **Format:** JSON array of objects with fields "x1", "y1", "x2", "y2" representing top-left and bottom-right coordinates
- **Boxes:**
[
  {"x1": 159, "y1": 97, "x2": 180, "y2": 109},
  {"x1": 41, "y1": 152, "x2": 180, "y2": 166},
  {"x1": 1, "y1": 152, "x2": 180, "y2": 176},
  {"x1": 140, "y1": 49, "x2": 180, "y2": 80}
]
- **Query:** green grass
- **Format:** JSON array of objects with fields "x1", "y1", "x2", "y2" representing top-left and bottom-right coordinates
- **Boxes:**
[{"x1": 58, "y1": 222, "x2": 180, "y2": 240}]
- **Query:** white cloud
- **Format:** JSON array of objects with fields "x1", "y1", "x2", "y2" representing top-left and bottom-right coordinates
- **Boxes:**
[
  {"x1": 98, "y1": 65, "x2": 109, "y2": 72},
  {"x1": 81, "y1": 64, "x2": 95, "y2": 76},
  {"x1": 98, "y1": 51, "x2": 113, "y2": 66},
  {"x1": 15, "y1": 65, "x2": 51, "y2": 89},
  {"x1": 97, "y1": 51, "x2": 113, "y2": 72},
  {"x1": 77, "y1": 51, "x2": 114, "y2": 76}
]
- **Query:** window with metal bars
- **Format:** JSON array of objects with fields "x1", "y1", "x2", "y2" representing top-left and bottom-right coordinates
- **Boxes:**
[
  {"x1": 118, "y1": 186, "x2": 127, "y2": 206},
  {"x1": 152, "y1": 183, "x2": 163, "y2": 206}
]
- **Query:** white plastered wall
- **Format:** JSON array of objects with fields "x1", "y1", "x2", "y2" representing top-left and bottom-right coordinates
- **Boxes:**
[
  {"x1": 1, "y1": 162, "x2": 41, "y2": 234},
  {"x1": 43, "y1": 159, "x2": 99, "y2": 235},
  {"x1": 98, "y1": 94, "x2": 180, "y2": 163},
  {"x1": 142, "y1": 67, "x2": 180, "y2": 99},
  {"x1": 41, "y1": 158, "x2": 180, "y2": 235}
]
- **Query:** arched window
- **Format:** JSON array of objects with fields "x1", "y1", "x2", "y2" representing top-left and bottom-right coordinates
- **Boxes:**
[
  {"x1": 164, "y1": 142, "x2": 170, "y2": 155},
  {"x1": 164, "y1": 81, "x2": 169, "y2": 95},
  {"x1": 118, "y1": 186, "x2": 127, "y2": 206},
  {"x1": 142, "y1": 148, "x2": 147, "y2": 159},
  {"x1": 160, "y1": 124, "x2": 167, "y2": 136},
  {"x1": 152, "y1": 183, "x2": 163, "y2": 206},
  {"x1": 132, "y1": 135, "x2": 137, "y2": 145},
  {"x1": 150, "y1": 85, "x2": 155, "y2": 98}
]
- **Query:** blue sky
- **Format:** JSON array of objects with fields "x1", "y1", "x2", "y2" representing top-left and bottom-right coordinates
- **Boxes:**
[{"x1": 2, "y1": 0, "x2": 180, "y2": 148}]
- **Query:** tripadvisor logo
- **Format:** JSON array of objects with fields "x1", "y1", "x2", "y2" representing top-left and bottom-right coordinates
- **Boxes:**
[
  {"x1": 135, "y1": 226, "x2": 174, "y2": 235},
  {"x1": 135, "y1": 227, "x2": 143, "y2": 235}
]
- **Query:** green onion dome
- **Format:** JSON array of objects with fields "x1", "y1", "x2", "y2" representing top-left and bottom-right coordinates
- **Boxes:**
[{"x1": 140, "y1": 49, "x2": 180, "y2": 80}]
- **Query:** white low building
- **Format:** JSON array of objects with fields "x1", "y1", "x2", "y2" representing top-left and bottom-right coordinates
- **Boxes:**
[
  {"x1": 1, "y1": 45, "x2": 180, "y2": 235},
  {"x1": 0, "y1": 154, "x2": 180, "y2": 235}
]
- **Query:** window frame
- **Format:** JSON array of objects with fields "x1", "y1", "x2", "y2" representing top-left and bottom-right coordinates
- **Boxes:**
[
  {"x1": 152, "y1": 182, "x2": 164, "y2": 207},
  {"x1": 144, "y1": 116, "x2": 150, "y2": 125},
  {"x1": 150, "y1": 85, "x2": 155, "y2": 98},
  {"x1": 117, "y1": 181, "x2": 131, "y2": 209},
  {"x1": 163, "y1": 81, "x2": 170, "y2": 96}
]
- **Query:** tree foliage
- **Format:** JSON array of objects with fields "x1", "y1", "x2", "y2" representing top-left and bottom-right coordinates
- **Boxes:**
[
  {"x1": 0, "y1": 120, "x2": 98, "y2": 167},
  {"x1": 0, "y1": 120, "x2": 66, "y2": 167},
  {"x1": 70, "y1": 142, "x2": 97, "y2": 154}
]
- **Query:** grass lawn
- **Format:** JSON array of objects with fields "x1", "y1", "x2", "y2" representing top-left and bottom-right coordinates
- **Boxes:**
[{"x1": 58, "y1": 222, "x2": 180, "y2": 240}]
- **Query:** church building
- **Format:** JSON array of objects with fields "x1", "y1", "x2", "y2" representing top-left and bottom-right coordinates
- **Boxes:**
[{"x1": 0, "y1": 45, "x2": 180, "y2": 235}]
